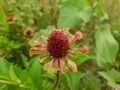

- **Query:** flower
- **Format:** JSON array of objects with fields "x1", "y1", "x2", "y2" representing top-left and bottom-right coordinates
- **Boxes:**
[
  {"x1": 24, "y1": 28, "x2": 34, "y2": 41},
  {"x1": 29, "y1": 28, "x2": 87, "y2": 73},
  {"x1": 7, "y1": 16, "x2": 14, "y2": 22},
  {"x1": 116, "y1": 86, "x2": 120, "y2": 90}
]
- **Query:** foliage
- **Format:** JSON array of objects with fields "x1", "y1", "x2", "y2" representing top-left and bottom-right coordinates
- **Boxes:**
[{"x1": 0, "y1": 0, "x2": 120, "y2": 90}]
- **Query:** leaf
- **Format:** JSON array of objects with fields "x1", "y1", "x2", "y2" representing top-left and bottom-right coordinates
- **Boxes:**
[
  {"x1": 57, "y1": 6, "x2": 80, "y2": 28},
  {"x1": 0, "y1": 5, "x2": 8, "y2": 31},
  {"x1": 79, "y1": 6, "x2": 92, "y2": 23},
  {"x1": 29, "y1": 56, "x2": 43, "y2": 90},
  {"x1": 93, "y1": 1, "x2": 108, "y2": 21},
  {"x1": 63, "y1": 71, "x2": 85, "y2": 90},
  {"x1": 99, "y1": 69, "x2": 120, "y2": 88},
  {"x1": 95, "y1": 24, "x2": 119, "y2": 67},
  {"x1": 0, "y1": 57, "x2": 10, "y2": 80},
  {"x1": 9, "y1": 64, "x2": 21, "y2": 83}
]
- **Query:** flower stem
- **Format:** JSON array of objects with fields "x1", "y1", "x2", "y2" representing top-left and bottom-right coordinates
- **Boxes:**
[{"x1": 53, "y1": 59, "x2": 60, "y2": 90}]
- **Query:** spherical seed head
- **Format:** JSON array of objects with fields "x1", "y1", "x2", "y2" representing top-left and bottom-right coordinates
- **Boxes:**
[{"x1": 47, "y1": 30, "x2": 70, "y2": 58}]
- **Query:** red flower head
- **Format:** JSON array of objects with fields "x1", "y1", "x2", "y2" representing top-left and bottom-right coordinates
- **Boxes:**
[
  {"x1": 7, "y1": 16, "x2": 14, "y2": 22},
  {"x1": 29, "y1": 28, "x2": 88, "y2": 73},
  {"x1": 24, "y1": 28, "x2": 34, "y2": 41}
]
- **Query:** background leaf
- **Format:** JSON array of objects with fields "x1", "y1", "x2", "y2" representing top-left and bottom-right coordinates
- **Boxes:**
[{"x1": 95, "y1": 24, "x2": 119, "y2": 67}]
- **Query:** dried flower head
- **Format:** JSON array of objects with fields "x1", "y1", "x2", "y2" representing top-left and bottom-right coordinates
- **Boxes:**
[{"x1": 29, "y1": 28, "x2": 87, "y2": 73}]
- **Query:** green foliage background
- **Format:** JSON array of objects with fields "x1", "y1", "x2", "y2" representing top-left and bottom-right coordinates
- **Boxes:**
[{"x1": 0, "y1": 0, "x2": 120, "y2": 90}]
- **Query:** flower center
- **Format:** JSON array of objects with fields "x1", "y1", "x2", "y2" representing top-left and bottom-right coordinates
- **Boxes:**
[{"x1": 47, "y1": 30, "x2": 70, "y2": 58}]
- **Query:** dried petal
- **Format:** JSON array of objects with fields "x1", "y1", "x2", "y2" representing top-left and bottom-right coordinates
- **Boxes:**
[
  {"x1": 29, "y1": 45, "x2": 47, "y2": 57},
  {"x1": 35, "y1": 38, "x2": 46, "y2": 45},
  {"x1": 71, "y1": 46, "x2": 89, "y2": 53},
  {"x1": 60, "y1": 59, "x2": 68, "y2": 73},
  {"x1": 79, "y1": 46, "x2": 89, "y2": 53},
  {"x1": 68, "y1": 52, "x2": 77, "y2": 58},
  {"x1": 43, "y1": 59, "x2": 53, "y2": 71},
  {"x1": 66, "y1": 57, "x2": 77, "y2": 72},
  {"x1": 67, "y1": 34, "x2": 74, "y2": 43},
  {"x1": 116, "y1": 86, "x2": 120, "y2": 90},
  {"x1": 70, "y1": 31, "x2": 83, "y2": 44},
  {"x1": 39, "y1": 56, "x2": 49, "y2": 62},
  {"x1": 63, "y1": 27, "x2": 70, "y2": 35},
  {"x1": 53, "y1": 58, "x2": 59, "y2": 69}
]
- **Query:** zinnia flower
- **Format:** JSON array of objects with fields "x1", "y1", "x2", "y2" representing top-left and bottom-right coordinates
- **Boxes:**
[
  {"x1": 116, "y1": 86, "x2": 120, "y2": 90},
  {"x1": 24, "y1": 28, "x2": 34, "y2": 41},
  {"x1": 29, "y1": 28, "x2": 88, "y2": 73},
  {"x1": 7, "y1": 16, "x2": 14, "y2": 22}
]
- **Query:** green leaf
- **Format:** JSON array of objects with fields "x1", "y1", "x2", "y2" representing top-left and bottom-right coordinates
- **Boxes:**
[
  {"x1": 93, "y1": 1, "x2": 108, "y2": 21},
  {"x1": 95, "y1": 24, "x2": 119, "y2": 67},
  {"x1": 63, "y1": 71, "x2": 85, "y2": 90},
  {"x1": 29, "y1": 56, "x2": 43, "y2": 90},
  {"x1": 99, "y1": 69, "x2": 120, "y2": 88},
  {"x1": 57, "y1": 6, "x2": 80, "y2": 28},
  {"x1": 0, "y1": 57, "x2": 10, "y2": 80},
  {"x1": 9, "y1": 64, "x2": 21, "y2": 83},
  {"x1": 0, "y1": 5, "x2": 8, "y2": 31},
  {"x1": 79, "y1": 6, "x2": 92, "y2": 23}
]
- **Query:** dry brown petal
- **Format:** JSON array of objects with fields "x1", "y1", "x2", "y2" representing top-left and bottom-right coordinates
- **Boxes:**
[
  {"x1": 60, "y1": 59, "x2": 68, "y2": 73},
  {"x1": 53, "y1": 58, "x2": 58, "y2": 69},
  {"x1": 29, "y1": 45, "x2": 47, "y2": 57},
  {"x1": 43, "y1": 59, "x2": 53, "y2": 71},
  {"x1": 66, "y1": 57, "x2": 77, "y2": 73},
  {"x1": 39, "y1": 56, "x2": 50, "y2": 62}
]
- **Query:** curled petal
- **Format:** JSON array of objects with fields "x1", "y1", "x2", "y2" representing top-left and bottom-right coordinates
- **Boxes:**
[
  {"x1": 41, "y1": 36, "x2": 48, "y2": 40},
  {"x1": 39, "y1": 56, "x2": 50, "y2": 62},
  {"x1": 67, "y1": 34, "x2": 74, "y2": 43},
  {"x1": 68, "y1": 52, "x2": 77, "y2": 58},
  {"x1": 71, "y1": 46, "x2": 89, "y2": 53},
  {"x1": 62, "y1": 27, "x2": 70, "y2": 35},
  {"x1": 43, "y1": 59, "x2": 53, "y2": 71},
  {"x1": 79, "y1": 46, "x2": 89, "y2": 53},
  {"x1": 70, "y1": 31, "x2": 83, "y2": 44},
  {"x1": 66, "y1": 57, "x2": 77, "y2": 73},
  {"x1": 60, "y1": 59, "x2": 68, "y2": 73},
  {"x1": 53, "y1": 58, "x2": 59, "y2": 69},
  {"x1": 34, "y1": 38, "x2": 46, "y2": 45},
  {"x1": 29, "y1": 45, "x2": 47, "y2": 57}
]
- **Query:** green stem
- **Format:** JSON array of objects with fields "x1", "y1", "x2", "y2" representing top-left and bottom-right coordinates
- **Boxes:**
[
  {"x1": 53, "y1": 59, "x2": 60, "y2": 90},
  {"x1": 0, "y1": 79, "x2": 20, "y2": 85}
]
